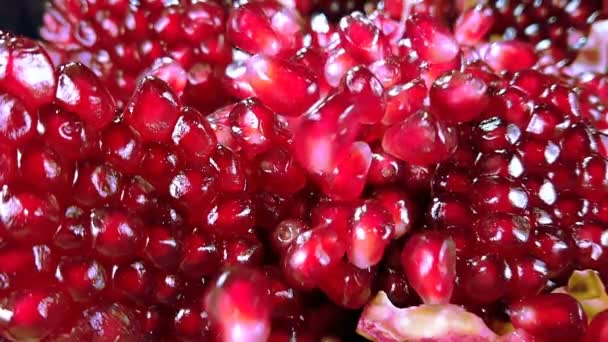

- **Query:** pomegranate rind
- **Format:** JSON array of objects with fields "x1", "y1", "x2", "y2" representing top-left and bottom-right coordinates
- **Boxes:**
[
  {"x1": 552, "y1": 269, "x2": 608, "y2": 321},
  {"x1": 356, "y1": 292, "x2": 498, "y2": 341},
  {"x1": 567, "y1": 20, "x2": 608, "y2": 75}
]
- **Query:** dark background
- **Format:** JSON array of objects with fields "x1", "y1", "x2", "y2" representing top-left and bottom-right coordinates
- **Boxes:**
[{"x1": 0, "y1": 0, "x2": 45, "y2": 38}]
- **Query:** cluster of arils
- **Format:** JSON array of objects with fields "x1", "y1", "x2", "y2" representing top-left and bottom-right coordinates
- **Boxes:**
[{"x1": 0, "y1": 0, "x2": 605, "y2": 341}]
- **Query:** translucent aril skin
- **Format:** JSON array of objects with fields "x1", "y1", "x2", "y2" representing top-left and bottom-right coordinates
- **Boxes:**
[{"x1": 0, "y1": 1, "x2": 605, "y2": 341}]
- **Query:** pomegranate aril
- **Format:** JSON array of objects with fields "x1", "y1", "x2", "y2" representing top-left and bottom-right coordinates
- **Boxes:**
[
  {"x1": 124, "y1": 76, "x2": 180, "y2": 144},
  {"x1": 55, "y1": 62, "x2": 116, "y2": 131},
  {"x1": 169, "y1": 169, "x2": 218, "y2": 215},
  {"x1": 347, "y1": 200, "x2": 393, "y2": 269},
  {"x1": 271, "y1": 219, "x2": 309, "y2": 256},
  {"x1": 454, "y1": 5, "x2": 495, "y2": 46},
  {"x1": 282, "y1": 225, "x2": 345, "y2": 289},
  {"x1": 90, "y1": 209, "x2": 144, "y2": 261},
  {"x1": 474, "y1": 213, "x2": 531, "y2": 254},
  {"x1": 531, "y1": 225, "x2": 574, "y2": 278},
  {"x1": 0, "y1": 33, "x2": 56, "y2": 110},
  {"x1": 221, "y1": 235, "x2": 265, "y2": 268},
  {"x1": 0, "y1": 94, "x2": 36, "y2": 147},
  {"x1": 324, "y1": 47, "x2": 359, "y2": 88},
  {"x1": 203, "y1": 195, "x2": 255, "y2": 237},
  {"x1": 0, "y1": 288, "x2": 73, "y2": 341},
  {"x1": 171, "y1": 106, "x2": 217, "y2": 167},
  {"x1": 141, "y1": 144, "x2": 182, "y2": 191},
  {"x1": 55, "y1": 257, "x2": 108, "y2": 302},
  {"x1": 210, "y1": 145, "x2": 248, "y2": 193},
  {"x1": 112, "y1": 261, "x2": 152, "y2": 303},
  {"x1": 505, "y1": 256, "x2": 549, "y2": 300},
  {"x1": 153, "y1": 273, "x2": 182, "y2": 306},
  {"x1": 73, "y1": 162, "x2": 123, "y2": 207},
  {"x1": 571, "y1": 222, "x2": 608, "y2": 270},
  {"x1": 509, "y1": 293, "x2": 587, "y2": 342},
  {"x1": 382, "y1": 79, "x2": 427, "y2": 126},
  {"x1": 179, "y1": 229, "x2": 220, "y2": 279},
  {"x1": 172, "y1": 303, "x2": 212, "y2": 340},
  {"x1": 430, "y1": 70, "x2": 489, "y2": 124},
  {"x1": 19, "y1": 144, "x2": 74, "y2": 192},
  {"x1": 320, "y1": 261, "x2": 373, "y2": 309},
  {"x1": 457, "y1": 253, "x2": 508, "y2": 304},
  {"x1": 368, "y1": 57, "x2": 408, "y2": 89},
  {"x1": 60, "y1": 303, "x2": 143, "y2": 340},
  {"x1": 340, "y1": 66, "x2": 386, "y2": 124},
  {"x1": 144, "y1": 225, "x2": 180, "y2": 271},
  {"x1": 38, "y1": 106, "x2": 97, "y2": 161},
  {"x1": 584, "y1": 310, "x2": 608, "y2": 342},
  {"x1": 53, "y1": 205, "x2": 91, "y2": 253},
  {"x1": 229, "y1": 97, "x2": 276, "y2": 156},
  {"x1": 101, "y1": 123, "x2": 143, "y2": 174},
  {"x1": 401, "y1": 232, "x2": 456, "y2": 305},
  {"x1": 0, "y1": 187, "x2": 60, "y2": 244},
  {"x1": 255, "y1": 147, "x2": 306, "y2": 196},
  {"x1": 247, "y1": 54, "x2": 319, "y2": 116},
  {"x1": 481, "y1": 41, "x2": 538, "y2": 73},
  {"x1": 407, "y1": 14, "x2": 459, "y2": 64},
  {"x1": 382, "y1": 110, "x2": 458, "y2": 166},
  {"x1": 294, "y1": 91, "x2": 362, "y2": 175},
  {"x1": 339, "y1": 12, "x2": 390, "y2": 63},
  {"x1": 318, "y1": 141, "x2": 372, "y2": 201},
  {"x1": 120, "y1": 176, "x2": 158, "y2": 216},
  {"x1": 227, "y1": 1, "x2": 300, "y2": 57},
  {"x1": 205, "y1": 268, "x2": 271, "y2": 342}
]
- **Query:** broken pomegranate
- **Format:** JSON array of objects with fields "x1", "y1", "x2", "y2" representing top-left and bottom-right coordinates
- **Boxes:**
[{"x1": 0, "y1": 0, "x2": 603, "y2": 341}]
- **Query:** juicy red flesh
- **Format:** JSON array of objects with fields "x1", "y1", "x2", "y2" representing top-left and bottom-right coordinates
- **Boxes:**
[{"x1": 0, "y1": 0, "x2": 605, "y2": 340}]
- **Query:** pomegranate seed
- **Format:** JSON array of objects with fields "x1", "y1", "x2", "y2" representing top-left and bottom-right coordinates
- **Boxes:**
[
  {"x1": 0, "y1": 288, "x2": 73, "y2": 341},
  {"x1": 509, "y1": 293, "x2": 587, "y2": 341},
  {"x1": 171, "y1": 107, "x2": 217, "y2": 167},
  {"x1": 55, "y1": 63, "x2": 116, "y2": 131},
  {"x1": 481, "y1": 41, "x2": 538, "y2": 73},
  {"x1": 0, "y1": 34, "x2": 56, "y2": 109},
  {"x1": 90, "y1": 209, "x2": 144, "y2": 261},
  {"x1": 320, "y1": 261, "x2": 373, "y2": 309},
  {"x1": 339, "y1": 12, "x2": 390, "y2": 63},
  {"x1": 205, "y1": 268, "x2": 271, "y2": 342},
  {"x1": 457, "y1": 253, "x2": 508, "y2": 304},
  {"x1": 584, "y1": 310, "x2": 608, "y2": 342},
  {"x1": 407, "y1": 14, "x2": 459, "y2": 64},
  {"x1": 401, "y1": 232, "x2": 456, "y2": 305},
  {"x1": 430, "y1": 70, "x2": 489, "y2": 124},
  {"x1": 282, "y1": 225, "x2": 345, "y2": 289},
  {"x1": 382, "y1": 110, "x2": 458, "y2": 166},
  {"x1": 124, "y1": 76, "x2": 180, "y2": 143},
  {"x1": 229, "y1": 98, "x2": 276, "y2": 156},
  {"x1": 383, "y1": 79, "x2": 427, "y2": 125},
  {"x1": 247, "y1": 54, "x2": 319, "y2": 116}
]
